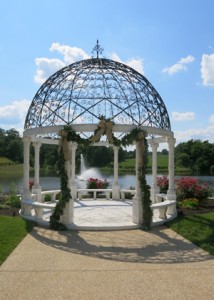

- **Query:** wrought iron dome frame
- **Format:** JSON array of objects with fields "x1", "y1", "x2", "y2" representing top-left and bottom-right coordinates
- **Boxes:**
[{"x1": 25, "y1": 57, "x2": 171, "y2": 135}]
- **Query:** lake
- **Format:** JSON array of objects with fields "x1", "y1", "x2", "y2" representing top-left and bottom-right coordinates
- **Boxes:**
[{"x1": 0, "y1": 170, "x2": 214, "y2": 195}]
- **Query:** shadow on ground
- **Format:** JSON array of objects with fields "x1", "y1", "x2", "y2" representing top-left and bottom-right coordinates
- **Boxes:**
[{"x1": 30, "y1": 226, "x2": 213, "y2": 264}]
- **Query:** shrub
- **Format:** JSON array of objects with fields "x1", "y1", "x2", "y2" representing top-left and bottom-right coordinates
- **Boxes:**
[
  {"x1": 157, "y1": 176, "x2": 168, "y2": 193},
  {"x1": 87, "y1": 178, "x2": 109, "y2": 189},
  {"x1": 178, "y1": 198, "x2": 199, "y2": 209},
  {"x1": 176, "y1": 177, "x2": 209, "y2": 202},
  {"x1": 44, "y1": 194, "x2": 51, "y2": 202},
  {"x1": 6, "y1": 194, "x2": 21, "y2": 207}
]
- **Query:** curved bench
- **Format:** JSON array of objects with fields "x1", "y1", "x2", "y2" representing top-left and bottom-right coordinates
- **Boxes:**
[
  {"x1": 21, "y1": 200, "x2": 57, "y2": 220},
  {"x1": 41, "y1": 190, "x2": 61, "y2": 202},
  {"x1": 151, "y1": 200, "x2": 176, "y2": 219}
]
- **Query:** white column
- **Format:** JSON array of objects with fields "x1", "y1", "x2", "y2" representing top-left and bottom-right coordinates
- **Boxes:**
[
  {"x1": 32, "y1": 142, "x2": 42, "y2": 202},
  {"x1": 61, "y1": 142, "x2": 77, "y2": 225},
  {"x1": 112, "y1": 146, "x2": 120, "y2": 200},
  {"x1": 71, "y1": 142, "x2": 77, "y2": 200},
  {"x1": 132, "y1": 141, "x2": 143, "y2": 225},
  {"x1": 150, "y1": 141, "x2": 160, "y2": 203},
  {"x1": 167, "y1": 137, "x2": 176, "y2": 200},
  {"x1": 22, "y1": 136, "x2": 32, "y2": 201}
]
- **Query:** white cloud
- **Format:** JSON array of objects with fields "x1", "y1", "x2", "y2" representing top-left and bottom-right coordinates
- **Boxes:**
[
  {"x1": 50, "y1": 42, "x2": 90, "y2": 64},
  {"x1": 110, "y1": 52, "x2": 144, "y2": 74},
  {"x1": 201, "y1": 53, "x2": 214, "y2": 86},
  {"x1": 34, "y1": 44, "x2": 145, "y2": 85},
  {"x1": 34, "y1": 43, "x2": 90, "y2": 85},
  {"x1": 0, "y1": 99, "x2": 31, "y2": 134},
  {"x1": 209, "y1": 114, "x2": 214, "y2": 124},
  {"x1": 172, "y1": 112, "x2": 195, "y2": 121},
  {"x1": 34, "y1": 57, "x2": 66, "y2": 85},
  {"x1": 162, "y1": 55, "x2": 195, "y2": 75},
  {"x1": 175, "y1": 124, "x2": 214, "y2": 144},
  {"x1": 172, "y1": 114, "x2": 214, "y2": 145}
]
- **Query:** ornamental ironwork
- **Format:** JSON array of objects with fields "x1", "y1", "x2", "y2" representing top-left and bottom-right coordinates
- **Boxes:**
[{"x1": 24, "y1": 56, "x2": 171, "y2": 131}]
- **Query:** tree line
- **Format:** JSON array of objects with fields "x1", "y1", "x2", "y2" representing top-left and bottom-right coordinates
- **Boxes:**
[{"x1": 0, "y1": 128, "x2": 214, "y2": 175}]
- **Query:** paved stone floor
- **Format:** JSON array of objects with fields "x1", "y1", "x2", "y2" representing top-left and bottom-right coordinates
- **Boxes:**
[{"x1": 40, "y1": 199, "x2": 171, "y2": 229}]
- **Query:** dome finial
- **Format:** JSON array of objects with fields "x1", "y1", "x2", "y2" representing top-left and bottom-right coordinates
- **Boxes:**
[{"x1": 92, "y1": 39, "x2": 104, "y2": 58}]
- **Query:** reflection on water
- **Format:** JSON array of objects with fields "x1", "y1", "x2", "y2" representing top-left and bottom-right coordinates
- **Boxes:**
[{"x1": 0, "y1": 172, "x2": 213, "y2": 194}]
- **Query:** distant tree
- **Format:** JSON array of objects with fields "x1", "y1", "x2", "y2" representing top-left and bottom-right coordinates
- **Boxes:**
[
  {"x1": 161, "y1": 149, "x2": 168, "y2": 155},
  {"x1": 175, "y1": 139, "x2": 214, "y2": 174},
  {"x1": 4, "y1": 129, "x2": 23, "y2": 163}
]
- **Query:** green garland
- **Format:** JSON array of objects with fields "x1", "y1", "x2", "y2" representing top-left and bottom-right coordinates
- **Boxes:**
[
  {"x1": 137, "y1": 136, "x2": 152, "y2": 230},
  {"x1": 49, "y1": 149, "x2": 70, "y2": 230},
  {"x1": 50, "y1": 119, "x2": 152, "y2": 230}
]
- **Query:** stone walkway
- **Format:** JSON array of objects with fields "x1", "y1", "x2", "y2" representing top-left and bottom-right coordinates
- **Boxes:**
[{"x1": 1, "y1": 226, "x2": 214, "y2": 299}]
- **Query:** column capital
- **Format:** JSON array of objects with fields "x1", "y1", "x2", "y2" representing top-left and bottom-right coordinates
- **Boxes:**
[
  {"x1": 167, "y1": 137, "x2": 176, "y2": 146},
  {"x1": 33, "y1": 141, "x2": 42, "y2": 149},
  {"x1": 150, "y1": 140, "x2": 159, "y2": 151},
  {"x1": 23, "y1": 136, "x2": 31, "y2": 143},
  {"x1": 113, "y1": 145, "x2": 119, "y2": 151}
]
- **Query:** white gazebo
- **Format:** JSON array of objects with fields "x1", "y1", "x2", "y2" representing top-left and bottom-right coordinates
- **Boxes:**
[{"x1": 21, "y1": 42, "x2": 177, "y2": 229}]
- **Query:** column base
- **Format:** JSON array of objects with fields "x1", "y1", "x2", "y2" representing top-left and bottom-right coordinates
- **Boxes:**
[
  {"x1": 32, "y1": 185, "x2": 42, "y2": 202},
  {"x1": 132, "y1": 194, "x2": 143, "y2": 224},
  {"x1": 21, "y1": 189, "x2": 32, "y2": 201},
  {"x1": 167, "y1": 189, "x2": 177, "y2": 201},
  {"x1": 150, "y1": 186, "x2": 160, "y2": 203},
  {"x1": 61, "y1": 200, "x2": 74, "y2": 225},
  {"x1": 112, "y1": 184, "x2": 120, "y2": 200}
]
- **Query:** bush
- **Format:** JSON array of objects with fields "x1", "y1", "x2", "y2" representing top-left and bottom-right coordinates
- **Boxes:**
[
  {"x1": 6, "y1": 194, "x2": 21, "y2": 207},
  {"x1": 87, "y1": 178, "x2": 109, "y2": 189},
  {"x1": 157, "y1": 176, "x2": 168, "y2": 193},
  {"x1": 178, "y1": 198, "x2": 199, "y2": 209},
  {"x1": 44, "y1": 194, "x2": 51, "y2": 202},
  {"x1": 176, "y1": 177, "x2": 209, "y2": 202}
]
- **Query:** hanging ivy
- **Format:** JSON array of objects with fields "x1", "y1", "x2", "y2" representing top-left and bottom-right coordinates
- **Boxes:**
[{"x1": 50, "y1": 118, "x2": 152, "y2": 230}]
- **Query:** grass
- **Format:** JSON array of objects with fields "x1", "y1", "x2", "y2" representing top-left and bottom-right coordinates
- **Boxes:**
[
  {"x1": 0, "y1": 164, "x2": 23, "y2": 176},
  {"x1": 0, "y1": 216, "x2": 36, "y2": 265},
  {"x1": 167, "y1": 212, "x2": 214, "y2": 256}
]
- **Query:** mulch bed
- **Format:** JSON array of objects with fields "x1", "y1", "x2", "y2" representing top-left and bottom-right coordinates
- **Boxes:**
[
  {"x1": 177, "y1": 198, "x2": 214, "y2": 216},
  {"x1": 0, "y1": 207, "x2": 20, "y2": 217}
]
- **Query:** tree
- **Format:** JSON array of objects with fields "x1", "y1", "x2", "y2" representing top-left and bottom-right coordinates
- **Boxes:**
[
  {"x1": 4, "y1": 129, "x2": 23, "y2": 163},
  {"x1": 175, "y1": 139, "x2": 214, "y2": 174}
]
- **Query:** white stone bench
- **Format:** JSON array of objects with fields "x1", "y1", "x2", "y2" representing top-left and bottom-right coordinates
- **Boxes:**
[
  {"x1": 21, "y1": 200, "x2": 34, "y2": 216},
  {"x1": 120, "y1": 189, "x2": 136, "y2": 200},
  {"x1": 151, "y1": 200, "x2": 176, "y2": 219},
  {"x1": 77, "y1": 189, "x2": 112, "y2": 200},
  {"x1": 33, "y1": 201, "x2": 57, "y2": 219},
  {"x1": 41, "y1": 190, "x2": 61, "y2": 202},
  {"x1": 155, "y1": 193, "x2": 167, "y2": 203},
  {"x1": 22, "y1": 200, "x2": 57, "y2": 220}
]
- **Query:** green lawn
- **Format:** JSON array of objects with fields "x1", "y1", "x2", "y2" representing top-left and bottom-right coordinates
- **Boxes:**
[
  {"x1": 0, "y1": 163, "x2": 23, "y2": 176},
  {"x1": 167, "y1": 212, "x2": 214, "y2": 256},
  {"x1": 118, "y1": 155, "x2": 169, "y2": 172},
  {"x1": 0, "y1": 216, "x2": 36, "y2": 265}
]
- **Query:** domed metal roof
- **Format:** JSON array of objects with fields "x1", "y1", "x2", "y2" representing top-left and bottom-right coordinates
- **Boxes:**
[{"x1": 24, "y1": 57, "x2": 171, "y2": 131}]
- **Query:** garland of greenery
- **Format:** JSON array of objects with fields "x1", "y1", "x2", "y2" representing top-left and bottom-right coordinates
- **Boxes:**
[
  {"x1": 50, "y1": 117, "x2": 152, "y2": 230},
  {"x1": 136, "y1": 133, "x2": 152, "y2": 230}
]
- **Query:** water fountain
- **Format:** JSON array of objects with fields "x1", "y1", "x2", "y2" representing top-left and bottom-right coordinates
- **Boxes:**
[{"x1": 77, "y1": 154, "x2": 103, "y2": 188}]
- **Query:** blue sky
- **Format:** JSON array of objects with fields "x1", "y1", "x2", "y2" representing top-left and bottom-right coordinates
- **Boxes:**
[{"x1": 0, "y1": 0, "x2": 214, "y2": 146}]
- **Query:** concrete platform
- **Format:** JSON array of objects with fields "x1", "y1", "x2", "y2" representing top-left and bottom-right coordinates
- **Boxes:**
[
  {"x1": 22, "y1": 199, "x2": 176, "y2": 230},
  {"x1": 1, "y1": 227, "x2": 214, "y2": 300}
]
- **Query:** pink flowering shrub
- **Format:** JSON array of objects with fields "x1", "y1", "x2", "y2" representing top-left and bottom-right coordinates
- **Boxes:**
[
  {"x1": 157, "y1": 176, "x2": 169, "y2": 193},
  {"x1": 176, "y1": 177, "x2": 209, "y2": 201},
  {"x1": 87, "y1": 178, "x2": 109, "y2": 189}
]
